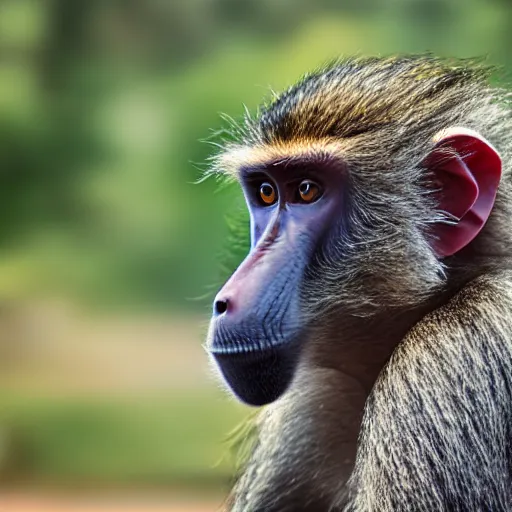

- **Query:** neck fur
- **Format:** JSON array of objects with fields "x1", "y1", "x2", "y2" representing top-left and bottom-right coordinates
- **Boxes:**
[{"x1": 227, "y1": 305, "x2": 429, "y2": 511}]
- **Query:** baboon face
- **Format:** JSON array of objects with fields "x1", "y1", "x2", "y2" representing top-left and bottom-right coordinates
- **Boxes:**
[
  {"x1": 209, "y1": 158, "x2": 347, "y2": 405},
  {"x1": 206, "y1": 59, "x2": 502, "y2": 407}
]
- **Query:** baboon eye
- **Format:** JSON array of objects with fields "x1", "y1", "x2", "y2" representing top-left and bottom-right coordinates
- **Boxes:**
[
  {"x1": 259, "y1": 182, "x2": 277, "y2": 205},
  {"x1": 298, "y1": 180, "x2": 321, "y2": 203}
]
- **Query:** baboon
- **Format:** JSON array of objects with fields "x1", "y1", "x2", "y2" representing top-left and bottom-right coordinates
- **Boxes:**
[{"x1": 206, "y1": 56, "x2": 512, "y2": 511}]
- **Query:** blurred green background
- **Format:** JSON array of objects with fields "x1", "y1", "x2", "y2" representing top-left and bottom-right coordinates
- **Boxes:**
[{"x1": 0, "y1": 0, "x2": 511, "y2": 510}]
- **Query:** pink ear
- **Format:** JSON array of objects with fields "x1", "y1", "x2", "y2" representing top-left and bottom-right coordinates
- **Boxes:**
[{"x1": 426, "y1": 128, "x2": 502, "y2": 258}]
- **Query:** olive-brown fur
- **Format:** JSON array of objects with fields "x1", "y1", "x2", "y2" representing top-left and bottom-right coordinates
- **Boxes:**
[{"x1": 209, "y1": 56, "x2": 512, "y2": 511}]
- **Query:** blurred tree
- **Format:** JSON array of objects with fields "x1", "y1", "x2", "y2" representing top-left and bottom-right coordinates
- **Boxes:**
[
  {"x1": 0, "y1": 0, "x2": 104, "y2": 243},
  {"x1": 0, "y1": 0, "x2": 510, "y2": 310}
]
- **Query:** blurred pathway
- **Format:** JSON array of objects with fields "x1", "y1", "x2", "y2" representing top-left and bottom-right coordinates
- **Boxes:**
[{"x1": 0, "y1": 493, "x2": 220, "y2": 512}]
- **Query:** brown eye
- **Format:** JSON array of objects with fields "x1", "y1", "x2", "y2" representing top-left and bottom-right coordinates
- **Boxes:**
[
  {"x1": 259, "y1": 182, "x2": 277, "y2": 205},
  {"x1": 298, "y1": 180, "x2": 321, "y2": 203}
]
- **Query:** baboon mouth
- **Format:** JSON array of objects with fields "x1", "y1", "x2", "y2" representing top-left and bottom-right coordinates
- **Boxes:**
[{"x1": 211, "y1": 339, "x2": 302, "y2": 406}]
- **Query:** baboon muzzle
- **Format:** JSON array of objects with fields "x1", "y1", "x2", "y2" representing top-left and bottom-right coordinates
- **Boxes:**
[{"x1": 208, "y1": 215, "x2": 310, "y2": 405}]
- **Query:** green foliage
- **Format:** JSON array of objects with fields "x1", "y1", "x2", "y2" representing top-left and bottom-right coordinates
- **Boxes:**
[
  {"x1": 0, "y1": 392, "x2": 247, "y2": 486},
  {"x1": 1, "y1": 0, "x2": 511, "y2": 311},
  {"x1": 0, "y1": 0, "x2": 510, "y2": 311}
]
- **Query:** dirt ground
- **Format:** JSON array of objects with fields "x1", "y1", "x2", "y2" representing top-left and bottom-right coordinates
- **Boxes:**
[{"x1": 0, "y1": 492, "x2": 222, "y2": 512}]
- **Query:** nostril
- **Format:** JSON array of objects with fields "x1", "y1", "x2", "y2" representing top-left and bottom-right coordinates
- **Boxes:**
[{"x1": 214, "y1": 299, "x2": 229, "y2": 316}]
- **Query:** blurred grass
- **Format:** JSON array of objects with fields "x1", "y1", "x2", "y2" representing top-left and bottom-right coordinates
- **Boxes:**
[{"x1": 0, "y1": 391, "x2": 247, "y2": 487}]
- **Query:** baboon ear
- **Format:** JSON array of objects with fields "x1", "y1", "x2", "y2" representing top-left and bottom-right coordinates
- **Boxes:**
[{"x1": 425, "y1": 127, "x2": 502, "y2": 258}]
